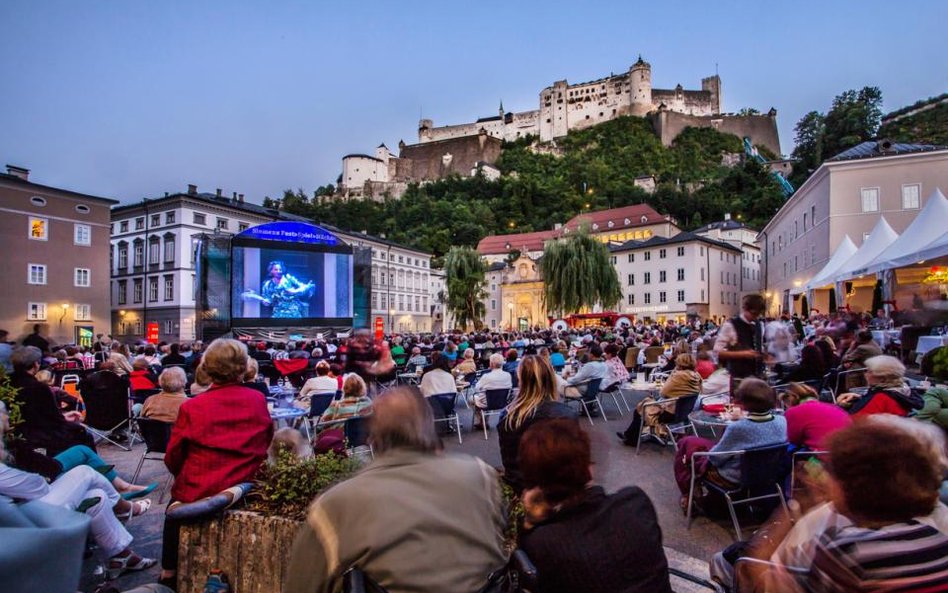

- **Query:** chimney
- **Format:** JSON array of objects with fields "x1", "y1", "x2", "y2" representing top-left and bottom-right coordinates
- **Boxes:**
[
  {"x1": 187, "y1": 184, "x2": 197, "y2": 195},
  {"x1": 232, "y1": 192, "x2": 237, "y2": 201},
  {"x1": 216, "y1": 188, "x2": 222, "y2": 198},
  {"x1": 238, "y1": 194, "x2": 244, "y2": 203},
  {"x1": 164, "y1": 192, "x2": 169, "y2": 197},
  {"x1": 724, "y1": 213, "x2": 731, "y2": 221},
  {"x1": 5, "y1": 165, "x2": 29, "y2": 181}
]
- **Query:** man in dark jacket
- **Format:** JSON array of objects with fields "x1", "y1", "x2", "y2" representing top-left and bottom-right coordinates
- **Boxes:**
[{"x1": 11, "y1": 346, "x2": 95, "y2": 456}]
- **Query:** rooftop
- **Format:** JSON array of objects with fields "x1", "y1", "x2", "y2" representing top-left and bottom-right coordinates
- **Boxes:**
[
  {"x1": 564, "y1": 203, "x2": 669, "y2": 232},
  {"x1": 827, "y1": 140, "x2": 947, "y2": 162},
  {"x1": 610, "y1": 231, "x2": 741, "y2": 254},
  {"x1": 0, "y1": 169, "x2": 119, "y2": 204},
  {"x1": 476, "y1": 229, "x2": 559, "y2": 255},
  {"x1": 692, "y1": 219, "x2": 756, "y2": 234}
]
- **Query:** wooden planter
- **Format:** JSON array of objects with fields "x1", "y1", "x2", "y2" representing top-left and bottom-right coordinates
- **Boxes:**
[{"x1": 177, "y1": 510, "x2": 302, "y2": 593}]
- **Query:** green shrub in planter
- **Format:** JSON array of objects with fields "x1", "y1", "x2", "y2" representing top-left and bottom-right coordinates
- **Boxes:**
[
  {"x1": 932, "y1": 347, "x2": 948, "y2": 382},
  {"x1": 247, "y1": 450, "x2": 360, "y2": 520}
]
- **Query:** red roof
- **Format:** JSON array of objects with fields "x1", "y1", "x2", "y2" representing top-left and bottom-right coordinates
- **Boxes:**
[
  {"x1": 477, "y1": 229, "x2": 559, "y2": 255},
  {"x1": 564, "y1": 203, "x2": 667, "y2": 232}
]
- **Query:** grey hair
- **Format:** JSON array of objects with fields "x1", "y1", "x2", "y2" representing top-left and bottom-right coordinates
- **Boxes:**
[
  {"x1": 489, "y1": 353, "x2": 504, "y2": 368},
  {"x1": 864, "y1": 355, "x2": 905, "y2": 382},
  {"x1": 158, "y1": 366, "x2": 187, "y2": 393},
  {"x1": 368, "y1": 387, "x2": 441, "y2": 456},
  {"x1": 11, "y1": 346, "x2": 42, "y2": 371}
]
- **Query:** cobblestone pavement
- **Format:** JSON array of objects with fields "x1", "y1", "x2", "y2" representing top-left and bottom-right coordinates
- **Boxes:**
[{"x1": 91, "y1": 396, "x2": 736, "y2": 592}]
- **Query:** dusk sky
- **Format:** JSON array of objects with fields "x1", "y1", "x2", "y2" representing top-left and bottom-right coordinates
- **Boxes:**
[{"x1": 2, "y1": 1, "x2": 945, "y2": 206}]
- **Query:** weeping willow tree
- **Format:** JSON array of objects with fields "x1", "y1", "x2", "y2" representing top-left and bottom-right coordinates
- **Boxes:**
[
  {"x1": 540, "y1": 230, "x2": 622, "y2": 317},
  {"x1": 444, "y1": 246, "x2": 488, "y2": 330}
]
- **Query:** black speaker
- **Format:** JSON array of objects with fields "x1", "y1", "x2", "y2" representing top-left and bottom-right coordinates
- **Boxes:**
[{"x1": 845, "y1": 281, "x2": 853, "y2": 294}]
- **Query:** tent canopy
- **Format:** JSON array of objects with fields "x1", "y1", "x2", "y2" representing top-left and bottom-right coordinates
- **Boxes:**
[
  {"x1": 832, "y1": 217, "x2": 899, "y2": 283},
  {"x1": 805, "y1": 235, "x2": 858, "y2": 290},
  {"x1": 861, "y1": 188, "x2": 948, "y2": 275}
]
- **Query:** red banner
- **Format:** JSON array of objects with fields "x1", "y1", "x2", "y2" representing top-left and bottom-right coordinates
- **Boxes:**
[
  {"x1": 146, "y1": 322, "x2": 159, "y2": 344},
  {"x1": 374, "y1": 316, "x2": 384, "y2": 340}
]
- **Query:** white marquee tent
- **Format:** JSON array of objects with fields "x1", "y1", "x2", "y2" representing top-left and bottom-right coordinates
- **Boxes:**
[
  {"x1": 804, "y1": 235, "x2": 858, "y2": 290},
  {"x1": 858, "y1": 188, "x2": 948, "y2": 275},
  {"x1": 832, "y1": 217, "x2": 899, "y2": 283}
]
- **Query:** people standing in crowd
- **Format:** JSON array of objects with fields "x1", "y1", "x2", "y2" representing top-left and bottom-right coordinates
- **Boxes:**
[
  {"x1": 498, "y1": 355, "x2": 578, "y2": 492},
  {"x1": 714, "y1": 294, "x2": 767, "y2": 387},
  {"x1": 519, "y1": 419, "x2": 672, "y2": 593},
  {"x1": 21, "y1": 324, "x2": 50, "y2": 353},
  {"x1": 283, "y1": 387, "x2": 506, "y2": 593}
]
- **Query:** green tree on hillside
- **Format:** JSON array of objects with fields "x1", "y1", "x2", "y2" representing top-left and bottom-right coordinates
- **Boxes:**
[
  {"x1": 443, "y1": 247, "x2": 488, "y2": 330},
  {"x1": 539, "y1": 231, "x2": 622, "y2": 316},
  {"x1": 789, "y1": 87, "x2": 883, "y2": 188}
]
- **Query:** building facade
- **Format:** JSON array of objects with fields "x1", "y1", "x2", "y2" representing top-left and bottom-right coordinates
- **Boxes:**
[
  {"x1": 109, "y1": 186, "x2": 304, "y2": 343},
  {"x1": 336, "y1": 230, "x2": 433, "y2": 334},
  {"x1": 0, "y1": 165, "x2": 117, "y2": 346},
  {"x1": 483, "y1": 256, "x2": 547, "y2": 331},
  {"x1": 759, "y1": 141, "x2": 948, "y2": 315},
  {"x1": 612, "y1": 232, "x2": 744, "y2": 323},
  {"x1": 110, "y1": 186, "x2": 435, "y2": 341},
  {"x1": 693, "y1": 216, "x2": 763, "y2": 298}
]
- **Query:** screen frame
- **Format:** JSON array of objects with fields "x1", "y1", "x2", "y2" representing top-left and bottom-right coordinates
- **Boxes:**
[{"x1": 229, "y1": 236, "x2": 355, "y2": 329}]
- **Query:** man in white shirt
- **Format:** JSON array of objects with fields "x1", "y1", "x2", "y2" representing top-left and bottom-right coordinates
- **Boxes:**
[
  {"x1": 560, "y1": 344, "x2": 607, "y2": 401},
  {"x1": 473, "y1": 353, "x2": 512, "y2": 413}
]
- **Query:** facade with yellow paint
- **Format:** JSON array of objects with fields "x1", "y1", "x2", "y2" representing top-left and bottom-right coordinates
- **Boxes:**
[{"x1": 483, "y1": 255, "x2": 547, "y2": 331}]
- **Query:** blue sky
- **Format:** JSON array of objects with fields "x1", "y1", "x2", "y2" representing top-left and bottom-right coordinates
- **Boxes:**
[{"x1": 1, "y1": 0, "x2": 945, "y2": 205}]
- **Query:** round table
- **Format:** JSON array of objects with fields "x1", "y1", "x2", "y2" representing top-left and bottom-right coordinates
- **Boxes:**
[
  {"x1": 398, "y1": 373, "x2": 421, "y2": 385},
  {"x1": 269, "y1": 405, "x2": 310, "y2": 439},
  {"x1": 619, "y1": 381, "x2": 661, "y2": 411},
  {"x1": 871, "y1": 329, "x2": 900, "y2": 348}
]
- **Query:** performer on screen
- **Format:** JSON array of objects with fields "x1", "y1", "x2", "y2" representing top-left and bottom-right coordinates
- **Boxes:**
[{"x1": 243, "y1": 260, "x2": 315, "y2": 318}]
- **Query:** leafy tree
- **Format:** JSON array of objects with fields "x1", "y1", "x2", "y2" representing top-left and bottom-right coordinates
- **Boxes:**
[
  {"x1": 822, "y1": 86, "x2": 883, "y2": 158},
  {"x1": 738, "y1": 107, "x2": 761, "y2": 116},
  {"x1": 878, "y1": 96, "x2": 948, "y2": 146},
  {"x1": 789, "y1": 111, "x2": 826, "y2": 188},
  {"x1": 539, "y1": 231, "x2": 622, "y2": 316},
  {"x1": 443, "y1": 247, "x2": 488, "y2": 330}
]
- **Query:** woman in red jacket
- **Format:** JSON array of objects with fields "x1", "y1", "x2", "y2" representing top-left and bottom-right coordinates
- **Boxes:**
[
  {"x1": 159, "y1": 338, "x2": 274, "y2": 589},
  {"x1": 836, "y1": 355, "x2": 923, "y2": 417}
]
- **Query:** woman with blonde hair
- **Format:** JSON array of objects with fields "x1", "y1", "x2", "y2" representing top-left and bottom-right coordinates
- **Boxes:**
[{"x1": 498, "y1": 355, "x2": 578, "y2": 492}]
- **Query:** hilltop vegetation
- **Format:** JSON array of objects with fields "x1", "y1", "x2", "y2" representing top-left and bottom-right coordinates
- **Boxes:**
[
  {"x1": 878, "y1": 94, "x2": 948, "y2": 146},
  {"x1": 268, "y1": 116, "x2": 785, "y2": 258}
]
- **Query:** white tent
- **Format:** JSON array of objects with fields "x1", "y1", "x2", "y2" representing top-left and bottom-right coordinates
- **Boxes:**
[
  {"x1": 832, "y1": 217, "x2": 899, "y2": 283},
  {"x1": 859, "y1": 188, "x2": 948, "y2": 275},
  {"x1": 886, "y1": 230, "x2": 948, "y2": 270},
  {"x1": 804, "y1": 235, "x2": 858, "y2": 290}
]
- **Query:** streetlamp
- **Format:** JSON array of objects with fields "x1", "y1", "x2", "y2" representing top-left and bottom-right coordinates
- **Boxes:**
[
  {"x1": 507, "y1": 303, "x2": 514, "y2": 330},
  {"x1": 59, "y1": 303, "x2": 70, "y2": 323},
  {"x1": 389, "y1": 308, "x2": 395, "y2": 332}
]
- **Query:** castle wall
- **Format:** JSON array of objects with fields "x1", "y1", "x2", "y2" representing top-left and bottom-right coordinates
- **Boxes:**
[
  {"x1": 397, "y1": 134, "x2": 503, "y2": 182},
  {"x1": 341, "y1": 155, "x2": 388, "y2": 191},
  {"x1": 652, "y1": 111, "x2": 782, "y2": 156},
  {"x1": 651, "y1": 89, "x2": 715, "y2": 116}
]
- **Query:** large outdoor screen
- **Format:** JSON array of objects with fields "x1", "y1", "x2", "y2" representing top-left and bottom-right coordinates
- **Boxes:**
[{"x1": 231, "y1": 245, "x2": 353, "y2": 323}]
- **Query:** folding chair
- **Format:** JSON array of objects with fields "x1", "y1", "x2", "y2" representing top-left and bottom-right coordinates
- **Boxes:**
[
  {"x1": 60, "y1": 374, "x2": 81, "y2": 389},
  {"x1": 82, "y1": 386, "x2": 133, "y2": 451},
  {"x1": 474, "y1": 388, "x2": 512, "y2": 440},
  {"x1": 344, "y1": 416, "x2": 373, "y2": 460},
  {"x1": 597, "y1": 382, "x2": 626, "y2": 416},
  {"x1": 564, "y1": 378, "x2": 604, "y2": 425},
  {"x1": 687, "y1": 443, "x2": 790, "y2": 540},
  {"x1": 734, "y1": 557, "x2": 808, "y2": 593},
  {"x1": 131, "y1": 418, "x2": 174, "y2": 502},
  {"x1": 635, "y1": 393, "x2": 698, "y2": 454},
  {"x1": 428, "y1": 393, "x2": 463, "y2": 444}
]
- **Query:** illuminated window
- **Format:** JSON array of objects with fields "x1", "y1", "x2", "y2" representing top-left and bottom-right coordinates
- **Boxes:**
[{"x1": 28, "y1": 216, "x2": 48, "y2": 240}]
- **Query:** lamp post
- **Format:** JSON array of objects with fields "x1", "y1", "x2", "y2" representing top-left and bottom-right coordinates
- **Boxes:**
[
  {"x1": 389, "y1": 308, "x2": 395, "y2": 333},
  {"x1": 59, "y1": 303, "x2": 70, "y2": 324},
  {"x1": 507, "y1": 302, "x2": 514, "y2": 331}
]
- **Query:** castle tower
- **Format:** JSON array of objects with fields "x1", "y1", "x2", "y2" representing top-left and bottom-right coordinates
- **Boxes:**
[
  {"x1": 629, "y1": 55, "x2": 652, "y2": 117},
  {"x1": 418, "y1": 118, "x2": 433, "y2": 142},
  {"x1": 701, "y1": 75, "x2": 722, "y2": 115}
]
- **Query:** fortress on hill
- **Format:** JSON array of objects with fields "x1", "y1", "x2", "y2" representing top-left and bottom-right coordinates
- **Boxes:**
[{"x1": 330, "y1": 57, "x2": 781, "y2": 202}]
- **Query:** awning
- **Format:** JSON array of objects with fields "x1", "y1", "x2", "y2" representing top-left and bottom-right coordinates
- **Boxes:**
[
  {"x1": 804, "y1": 235, "x2": 858, "y2": 290},
  {"x1": 859, "y1": 188, "x2": 948, "y2": 275},
  {"x1": 832, "y1": 217, "x2": 899, "y2": 283}
]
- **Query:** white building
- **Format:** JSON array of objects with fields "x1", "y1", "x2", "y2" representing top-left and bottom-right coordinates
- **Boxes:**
[
  {"x1": 332, "y1": 229, "x2": 433, "y2": 334},
  {"x1": 760, "y1": 140, "x2": 948, "y2": 315},
  {"x1": 611, "y1": 232, "x2": 744, "y2": 323},
  {"x1": 109, "y1": 185, "x2": 312, "y2": 342},
  {"x1": 110, "y1": 184, "x2": 435, "y2": 341},
  {"x1": 693, "y1": 215, "x2": 763, "y2": 298}
]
